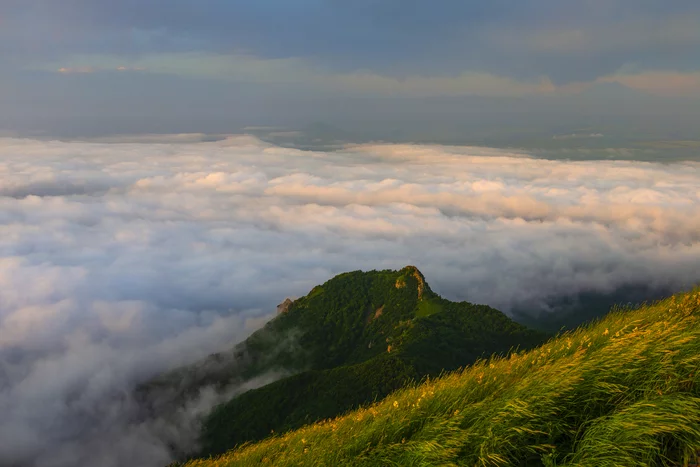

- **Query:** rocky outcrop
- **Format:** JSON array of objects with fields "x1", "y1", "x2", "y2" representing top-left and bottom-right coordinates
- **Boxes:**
[
  {"x1": 374, "y1": 306, "x2": 384, "y2": 320},
  {"x1": 400, "y1": 265, "x2": 429, "y2": 300},
  {"x1": 276, "y1": 298, "x2": 293, "y2": 314}
]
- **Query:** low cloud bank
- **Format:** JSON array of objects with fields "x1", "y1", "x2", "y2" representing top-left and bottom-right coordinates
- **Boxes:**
[{"x1": 0, "y1": 136, "x2": 699, "y2": 465}]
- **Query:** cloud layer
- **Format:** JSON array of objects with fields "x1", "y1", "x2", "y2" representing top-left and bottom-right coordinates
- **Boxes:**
[
  {"x1": 5, "y1": 1, "x2": 700, "y2": 83},
  {"x1": 1, "y1": 136, "x2": 699, "y2": 465}
]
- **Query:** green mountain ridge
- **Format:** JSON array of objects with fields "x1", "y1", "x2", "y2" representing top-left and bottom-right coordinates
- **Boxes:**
[
  {"x1": 149, "y1": 266, "x2": 547, "y2": 462},
  {"x1": 183, "y1": 286, "x2": 700, "y2": 467}
]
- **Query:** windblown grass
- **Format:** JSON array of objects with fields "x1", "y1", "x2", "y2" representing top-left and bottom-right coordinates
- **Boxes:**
[{"x1": 185, "y1": 289, "x2": 700, "y2": 466}]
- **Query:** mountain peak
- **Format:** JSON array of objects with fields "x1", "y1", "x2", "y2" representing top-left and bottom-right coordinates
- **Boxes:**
[
  {"x1": 398, "y1": 265, "x2": 430, "y2": 299},
  {"x1": 400, "y1": 264, "x2": 424, "y2": 277}
]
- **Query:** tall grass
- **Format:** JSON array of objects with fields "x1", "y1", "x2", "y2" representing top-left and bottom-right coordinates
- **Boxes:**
[{"x1": 185, "y1": 289, "x2": 700, "y2": 466}]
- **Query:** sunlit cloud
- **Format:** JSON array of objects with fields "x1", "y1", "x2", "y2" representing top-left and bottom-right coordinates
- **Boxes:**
[
  {"x1": 57, "y1": 66, "x2": 97, "y2": 74},
  {"x1": 56, "y1": 65, "x2": 146, "y2": 74},
  {"x1": 599, "y1": 71, "x2": 700, "y2": 96},
  {"x1": 41, "y1": 52, "x2": 574, "y2": 97},
  {"x1": 116, "y1": 66, "x2": 146, "y2": 72},
  {"x1": 44, "y1": 52, "x2": 700, "y2": 98}
]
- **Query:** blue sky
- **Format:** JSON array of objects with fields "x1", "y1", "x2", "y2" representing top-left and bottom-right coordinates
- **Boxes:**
[{"x1": 2, "y1": 0, "x2": 700, "y2": 133}]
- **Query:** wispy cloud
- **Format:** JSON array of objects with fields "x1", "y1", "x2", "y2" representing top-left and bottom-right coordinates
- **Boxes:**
[
  {"x1": 40, "y1": 52, "x2": 580, "y2": 97},
  {"x1": 57, "y1": 66, "x2": 97, "y2": 74},
  {"x1": 42, "y1": 51, "x2": 700, "y2": 98},
  {"x1": 553, "y1": 133, "x2": 604, "y2": 140},
  {"x1": 599, "y1": 71, "x2": 700, "y2": 96},
  {"x1": 57, "y1": 65, "x2": 146, "y2": 74}
]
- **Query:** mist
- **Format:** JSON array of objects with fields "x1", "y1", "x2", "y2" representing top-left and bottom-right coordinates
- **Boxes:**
[{"x1": 0, "y1": 135, "x2": 699, "y2": 466}]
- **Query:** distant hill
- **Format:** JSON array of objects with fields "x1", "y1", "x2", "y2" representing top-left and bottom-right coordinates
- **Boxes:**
[
  {"x1": 147, "y1": 266, "x2": 547, "y2": 460},
  {"x1": 183, "y1": 286, "x2": 700, "y2": 467}
]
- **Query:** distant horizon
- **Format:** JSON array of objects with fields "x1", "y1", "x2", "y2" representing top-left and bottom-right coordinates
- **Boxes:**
[{"x1": 4, "y1": 118, "x2": 699, "y2": 164}]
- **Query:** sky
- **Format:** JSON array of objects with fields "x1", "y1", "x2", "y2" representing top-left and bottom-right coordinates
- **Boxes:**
[{"x1": 2, "y1": 0, "x2": 700, "y2": 137}]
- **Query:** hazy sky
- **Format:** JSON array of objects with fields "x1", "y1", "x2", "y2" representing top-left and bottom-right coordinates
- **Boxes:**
[{"x1": 2, "y1": 1, "x2": 700, "y2": 136}]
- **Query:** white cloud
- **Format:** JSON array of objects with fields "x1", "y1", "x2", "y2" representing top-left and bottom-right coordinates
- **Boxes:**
[{"x1": 0, "y1": 136, "x2": 699, "y2": 465}]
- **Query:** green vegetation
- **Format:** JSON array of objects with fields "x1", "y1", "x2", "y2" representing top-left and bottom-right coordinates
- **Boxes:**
[
  {"x1": 415, "y1": 298, "x2": 442, "y2": 318},
  {"x1": 194, "y1": 266, "x2": 545, "y2": 457},
  {"x1": 152, "y1": 266, "x2": 546, "y2": 461},
  {"x1": 184, "y1": 288, "x2": 700, "y2": 467}
]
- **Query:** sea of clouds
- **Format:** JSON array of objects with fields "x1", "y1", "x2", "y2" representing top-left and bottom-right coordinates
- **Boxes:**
[{"x1": 1, "y1": 135, "x2": 699, "y2": 466}]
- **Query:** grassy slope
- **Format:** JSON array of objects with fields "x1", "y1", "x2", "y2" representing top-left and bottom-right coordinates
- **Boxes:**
[
  {"x1": 185, "y1": 288, "x2": 700, "y2": 467},
  {"x1": 197, "y1": 267, "x2": 546, "y2": 456}
]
